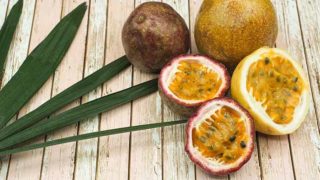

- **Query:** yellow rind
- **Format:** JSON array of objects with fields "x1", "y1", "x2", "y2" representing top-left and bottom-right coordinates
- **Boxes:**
[{"x1": 231, "y1": 47, "x2": 311, "y2": 135}]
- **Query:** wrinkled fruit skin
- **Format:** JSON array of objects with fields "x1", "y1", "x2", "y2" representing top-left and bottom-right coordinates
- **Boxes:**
[
  {"x1": 195, "y1": 0, "x2": 278, "y2": 69},
  {"x1": 122, "y1": 2, "x2": 190, "y2": 73},
  {"x1": 185, "y1": 98, "x2": 255, "y2": 176}
]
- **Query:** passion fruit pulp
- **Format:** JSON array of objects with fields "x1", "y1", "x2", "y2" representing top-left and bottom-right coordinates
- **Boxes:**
[
  {"x1": 231, "y1": 47, "x2": 311, "y2": 135},
  {"x1": 159, "y1": 55, "x2": 230, "y2": 116},
  {"x1": 185, "y1": 98, "x2": 255, "y2": 176}
]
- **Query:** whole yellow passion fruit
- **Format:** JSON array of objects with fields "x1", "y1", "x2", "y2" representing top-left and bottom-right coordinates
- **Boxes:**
[{"x1": 195, "y1": 0, "x2": 278, "y2": 69}]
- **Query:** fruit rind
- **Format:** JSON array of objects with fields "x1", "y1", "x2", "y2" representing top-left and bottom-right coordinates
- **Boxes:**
[
  {"x1": 159, "y1": 54, "x2": 230, "y2": 117},
  {"x1": 185, "y1": 97, "x2": 255, "y2": 176},
  {"x1": 195, "y1": 0, "x2": 278, "y2": 69},
  {"x1": 122, "y1": 2, "x2": 190, "y2": 73},
  {"x1": 231, "y1": 47, "x2": 311, "y2": 135}
]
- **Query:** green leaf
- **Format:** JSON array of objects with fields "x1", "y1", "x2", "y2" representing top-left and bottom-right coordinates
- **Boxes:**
[
  {"x1": 0, "y1": 0, "x2": 23, "y2": 80},
  {"x1": 0, "y1": 120, "x2": 187, "y2": 156},
  {"x1": 0, "y1": 56, "x2": 130, "y2": 141},
  {"x1": 0, "y1": 79, "x2": 158, "y2": 149},
  {"x1": 0, "y1": 3, "x2": 87, "y2": 128}
]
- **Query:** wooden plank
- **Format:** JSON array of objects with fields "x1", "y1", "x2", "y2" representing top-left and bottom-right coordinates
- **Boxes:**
[
  {"x1": 96, "y1": 0, "x2": 134, "y2": 179},
  {"x1": 256, "y1": 1, "x2": 300, "y2": 179},
  {"x1": 189, "y1": 0, "x2": 202, "y2": 53},
  {"x1": 0, "y1": 0, "x2": 35, "y2": 179},
  {"x1": 292, "y1": 0, "x2": 320, "y2": 179},
  {"x1": 129, "y1": 0, "x2": 162, "y2": 179},
  {"x1": 161, "y1": 1, "x2": 195, "y2": 180},
  {"x1": 0, "y1": 0, "x2": 10, "y2": 176},
  {"x1": 40, "y1": 1, "x2": 89, "y2": 180},
  {"x1": 74, "y1": 1, "x2": 107, "y2": 180},
  {"x1": 0, "y1": 0, "x2": 9, "y2": 25},
  {"x1": 7, "y1": 1, "x2": 62, "y2": 180},
  {"x1": 296, "y1": 0, "x2": 320, "y2": 128}
]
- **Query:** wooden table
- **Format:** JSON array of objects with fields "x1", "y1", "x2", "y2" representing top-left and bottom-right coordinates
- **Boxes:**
[{"x1": 0, "y1": 0, "x2": 319, "y2": 179}]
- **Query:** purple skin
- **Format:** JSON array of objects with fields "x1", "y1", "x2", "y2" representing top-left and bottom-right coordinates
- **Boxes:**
[{"x1": 122, "y1": 2, "x2": 190, "y2": 73}]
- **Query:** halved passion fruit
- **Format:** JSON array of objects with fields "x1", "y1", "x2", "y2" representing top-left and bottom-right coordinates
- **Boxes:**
[
  {"x1": 185, "y1": 98, "x2": 254, "y2": 176},
  {"x1": 232, "y1": 47, "x2": 311, "y2": 135},
  {"x1": 159, "y1": 55, "x2": 230, "y2": 116}
]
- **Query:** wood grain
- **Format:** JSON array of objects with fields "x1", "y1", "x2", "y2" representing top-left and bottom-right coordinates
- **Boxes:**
[
  {"x1": 0, "y1": 1, "x2": 10, "y2": 178},
  {"x1": 296, "y1": 0, "x2": 320, "y2": 128},
  {"x1": 96, "y1": 0, "x2": 133, "y2": 180},
  {"x1": 7, "y1": 1, "x2": 61, "y2": 180},
  {"x1": 129, "y1": 0, "x2": 162, "y2": 179},
  {"x1": 0, "y1": 0, "x2": 319, "y2": 179},
  {"x1": 0, "y1": 0, "x2": 8, "y2": 26},
  {"x1": 161, "y1": 1, "x2": 196, "y2": 180},
  {"x1": 0, "y1": 0, "x2": 36, "y2": 179},
  {"x1": 74, "y1": 1, "x2": 107, "y2": 180},
  {"x1": 40, "y1": 1, "x2": 89, "y2": 180}
]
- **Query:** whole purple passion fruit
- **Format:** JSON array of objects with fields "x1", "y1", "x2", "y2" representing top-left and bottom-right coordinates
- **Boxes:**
[
  {"x1": 158, "y1": 54, "x2": 230, "y2": 117},
  {"x1": 185, "y1": 98, "x2": 255, "y2": 176},
  {"x1": 122, "y1": 2, "x2": 190, "y2": 73}
]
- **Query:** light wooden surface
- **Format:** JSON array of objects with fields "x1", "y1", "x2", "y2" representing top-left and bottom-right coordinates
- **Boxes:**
[{"x1": 0, "y1": 0, "x2": 319, "y2": 179}]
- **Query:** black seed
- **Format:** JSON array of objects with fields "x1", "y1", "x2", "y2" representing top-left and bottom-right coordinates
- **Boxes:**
[
  {"x1": 229, "y1": 135, "x2": 236, "y2": 142},
  {"x1": 293, "y1": 77, "x2": 298, "y2": 83},
  {"x1": 207, "y1": 88, "x2": 212, "y2": 92},
  {"x1": 240, "y1": 141, "x2": 246, "y2": 148},
  {"x1": 293, "y1": 86, "x2": 298, "y2": 91},
  {"x1": 199, "y1": 88, "x2": 204, "y2": 93},
  {"x1": 264, "y1": 57, "x2": 270, "y2": 64},
  {"x1": 276, "y1": 77, "x2": 281, "y2": 82}
]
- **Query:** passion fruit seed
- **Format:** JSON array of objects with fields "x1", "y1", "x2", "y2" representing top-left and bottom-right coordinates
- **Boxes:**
[
  {"x1": 247, "y1": 55, "x2": 305, "y2": 124},
  {"x1": 264, "y1": 57, "x2": 270, "y2": 65},
  {"x1": 240, "y1": 141, "x2": 247, "y2": 148},
  {"x1": 169, "y1": 60, "x2": 222, "y2": 101},
  {"x1": 192, "y1": 106, "x2": 248, "y2": 164},
  {"x1": 229, "y1": 135, "x2": 236, "y2": 142}
]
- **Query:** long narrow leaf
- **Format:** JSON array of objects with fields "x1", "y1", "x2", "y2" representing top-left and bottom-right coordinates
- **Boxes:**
[
  {"x1": 0, "y1": 120, "x2": 187, "y2": 156},
  {"x1": 0, "y1": 3, "x2": 87, "y2": 128},
  {"x1": 0, "y1": 56, "x2": 130, "y2": 141},
  {"x1": 0, "y1": 0, "x2": 23, "y2": 79},
  {"x1": 0, "y1": 79, "x2": 158, "y2": 149}
]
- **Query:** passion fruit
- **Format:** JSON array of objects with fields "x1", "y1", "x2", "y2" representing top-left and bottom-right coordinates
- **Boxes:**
[
  {"x1": 122, "y1": 2, "x2": 190, "y2": 73},
  {"x1": 185, "y1": 98, "x2": 255, "y2": 176},
  {"x1": 159, "y1": 55, "x2": 230, "y2": 117},
  {"x1": 195, "y1": 0, "x2": 278, "y2": 69},
  {"x1": 231, "y1": 47, "x2": 311, "y2": 135}
]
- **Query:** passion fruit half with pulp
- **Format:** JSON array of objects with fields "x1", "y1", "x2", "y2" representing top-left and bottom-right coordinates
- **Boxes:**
[
  {"x1": 159, "y1": 55, "x2": 230, "y2": 116},
  {"x1": 185, "y1": 98, "x2": 255, "y2": 176},
  {"x1": 231, "y1": 47, "x2": 311, "y2": 135}
]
